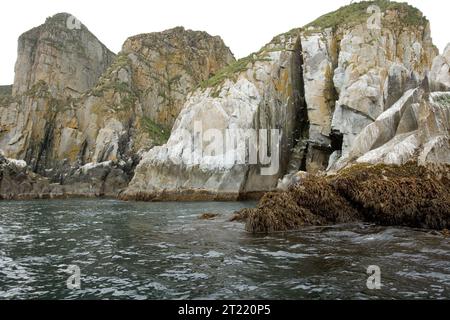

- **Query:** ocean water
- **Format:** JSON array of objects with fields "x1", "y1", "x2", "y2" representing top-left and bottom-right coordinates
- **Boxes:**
[{"x1": 0, "y1": 199, "x2": 448, "y2": 299}]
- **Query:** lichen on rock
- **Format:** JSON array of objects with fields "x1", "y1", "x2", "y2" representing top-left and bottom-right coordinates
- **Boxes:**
[{"x1": 0, "y1": 17, "x2": 234, "y2": 197}]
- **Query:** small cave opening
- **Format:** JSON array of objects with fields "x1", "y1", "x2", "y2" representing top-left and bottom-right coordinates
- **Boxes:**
[{"x1": 329, "y1": 130, "x2": 343, "y2": 153}]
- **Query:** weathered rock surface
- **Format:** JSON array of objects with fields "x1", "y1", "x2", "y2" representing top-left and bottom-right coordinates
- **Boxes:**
[
  {"x1": 121, "y1": 27, "x2": 235, "y2": 128},
  {"x1": 12, "y1": 13, "x2": 115, "y2": 97},
  {"x1": 1, "y1": 2, "x2": 449, "y2": 204},
  {"x1": 123, "y1": 32, "x2": 305, "y2": 200},
  {"x1": 124, "y1": 1, "x2": 443, "y2": 200},
  {"x1": 0, "y1": 150, "x2": 130, "y2": 199},
  {"x1": 334, "y1": 88, "x2": 450, "y2": 169},
  {"x1": 234, "y1": 2, "x2": 450, "y2": 233},
  {"x1": 430, "y1": 43, "x2": 450, "y2": 91},
  {"x1": 0, "y1": 151, "x2": 54, "y2": 199},
  {"x1": 329, "y1": 9, "x2": 436, "y2": 161},
  {"x1": 76, "y1": 27, "x2": 235, "y2": 166},
  {"x1": 0, "y1": 15, "x2": 234, "y2": 198},
  {"x1": 300, "y1": 30, "x2": 340, "y2": 173}
]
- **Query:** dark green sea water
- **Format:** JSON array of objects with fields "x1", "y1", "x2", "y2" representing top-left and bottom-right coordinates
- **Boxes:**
[{"x1": 0, "y1": 199, "x2": 448, "y2": 299}]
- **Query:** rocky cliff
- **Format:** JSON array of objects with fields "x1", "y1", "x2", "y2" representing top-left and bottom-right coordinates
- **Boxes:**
[
  {"x1": 124, "y1": 0, "x2": 446, "y2": 200},
  {"x1": 121, "y1": 27, "x2": 235, "y2": 128},
  {"x1": 123, "y1": 32, "x2": 304, "y2": 200},
  {"x1": 0, "y1": 15, "x2": 234, "y2": 197},
  {"x1": 12, "y1": 13, "x2": 116, "y2": 97},
  {"x1": 1, "y1": 1, "x2": 449, "y2": 203},
  {"x1": 430, "y1": 44, "x2": 450, "y2": 91}
]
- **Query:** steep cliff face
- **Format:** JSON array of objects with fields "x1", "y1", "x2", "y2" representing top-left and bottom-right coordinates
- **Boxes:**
[
  {"x1": 330, "y1": 85, "x2": 450, "y2": 171},
  {"x1": 430, "y1": 44, "x2": 450, "y2": 91},
  {"x1": 124, "y1": 1, "x2": 442, "y2": 200},
  {"x1": 0, "y1": 13, "x2": 115, "y2": 174},
  {"x1": 1, "y1": 2, "x2": 448, "y2": 201},
  {"x1": 123, "y1": 33, "x2": 305, "y2": 200},
  {"x1": 0, "y1": 16, "x2": 234, "y2": 196},
  {"x1": 299, "y1": 1, "x2": 438, "y2": 170},
  {"x1": 121, "y1": 27, "x2": 235, "y2": 128},
  {"x1": 12, "y1": 13, "x2": 115, "y2": 97},
  {"x1": 77, "y1": 27, "x2": 235, "y2": 166}
]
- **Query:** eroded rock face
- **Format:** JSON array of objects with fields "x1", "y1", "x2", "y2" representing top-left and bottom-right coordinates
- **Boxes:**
[
  {"x1": 122, "y1": 27, "x2": 235, "y2": 128},
  {"x1": 123, "y1": 33, "x2": 305, "y2": 200},
  {"x1": 301, "y1": 30, "x2": 338, "y2": 173},
  {"x1": 330, "y1": 16, "x2": 437, "y2": 159},
  {"x1": 12, "y1": 13, "x2": 115, "y2": 97},
  {"x1": 329, "y1": 84, "x2": 450, "y2": 171},
  {"x1": 0, "y1": 150, "x2": 130, "y2": 199},
  {"x1": 430, "y1": 44, "x2": 450, "y2": 91},
  {"x1": 125, "y1": 2, "x2": 442, "y2": 200},
  {"x1": 2, "y1": 3, "x2": 448, "y2": 201},
  {"x1": 0, "y1": 151, "x2": 53, "y2": 199},
  {"x1": 0, "y1": 18, "x2": 234, "y2": 194},
  {"x1": 73, "y1": 27, "x2": 235, "y2": 167}
]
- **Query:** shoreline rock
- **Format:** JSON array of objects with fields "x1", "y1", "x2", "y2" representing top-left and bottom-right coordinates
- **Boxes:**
[{"x1": 237, "y1": 163, "x2": 450, "y2": 233}]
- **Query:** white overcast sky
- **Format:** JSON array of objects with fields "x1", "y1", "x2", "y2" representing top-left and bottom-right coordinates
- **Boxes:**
[{"x1": 0, "y1": 0, "x2": 448, "y2": 85}]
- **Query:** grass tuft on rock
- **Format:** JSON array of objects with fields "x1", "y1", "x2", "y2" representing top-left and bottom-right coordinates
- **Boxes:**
[
  {"x1": 433, "y1": 94, "x2": 450, "y2": 105},
  {"x1": 198, "y1": 53, "x2": 271, "y2": 92},
  {"x1": 0, "y1": 85, "x2": 12, "y2": 96},
  {"x1": 141, "y1": 117, "x2": 170, "y2": 145}
]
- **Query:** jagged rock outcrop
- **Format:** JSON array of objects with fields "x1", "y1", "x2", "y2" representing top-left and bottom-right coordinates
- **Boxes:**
[
  {"x1": 0, "y1": 150, "x2": 54, "y2": 199},
  {"x1": 430, "y1": 43, "x2": 450, "y2": 91},
  {"x1": 0, "y1": 13, "x2": 116, "y2": 175},
  {"x1": 123, "y1": 32, "x2": 305, "y2": 200},
  {"x1": 305, "y1": 2, "x2": 438, "y2": 166},
  {"x1": 330, "y1": 85, "x2": 450, "y2": 170},
  {"x1": 121, "y1": 27, "x2": 235, "y2": 128},
  {"x1": 124, "y1": 1, "x2": 442, "y2": 200},
  {"x1": 0, "y1": 150, "x2": 130, "y2": 199},
  {"x1": 12, "y1": 13, "x2": 115, "y2": 97},
  {"x1": 78, "y1": 27, "x2": 235, "y2": 166},
  {"x1": 0, "y1": 15, "x2": 234, "y2": 198},
  {"x1": 1, "y1": 2, "x2": 448, "y2": 203}
]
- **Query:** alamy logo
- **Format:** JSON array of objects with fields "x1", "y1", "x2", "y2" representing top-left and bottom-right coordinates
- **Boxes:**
[
  {"x1": 66, "y1": 265, "x2": 81, "y2": 290},
  {"x1": 66, "y1": 15, "x2": 82, "y2": 30},
  {"x1": 169, "y1": 121, "x2": 281, "y2": 176},
  {"x1": 366, "y1": 265, "x2": 381, "y2": 290},
  {"x1": 367, "y1": 5, "x2": 382, "y2": 30}
]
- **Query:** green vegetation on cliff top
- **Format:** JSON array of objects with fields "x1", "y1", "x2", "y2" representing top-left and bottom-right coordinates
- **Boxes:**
[
  {"x1": 198, "y1": 1, "x2": 427, "y2": 92},
  {"x1": 0, "y1": 86, "x2": 13, "y2": 106},
  {"x1": 0, "y1": 85, "x2": 12, "y2": 96},
  {"x1": 305, "y1": 0, "x2": 427, "y2": 30},
  {"x1": 198, "y1": 53, "x2": 271, "y2": 93}
]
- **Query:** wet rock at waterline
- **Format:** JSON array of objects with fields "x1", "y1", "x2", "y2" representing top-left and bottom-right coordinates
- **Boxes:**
[
  {"x1": 0, "y1": 151, "x2": 131, "y2": 199},
  {"x1": 238, "y1": 163, "x2": 450, "y2": 233}
]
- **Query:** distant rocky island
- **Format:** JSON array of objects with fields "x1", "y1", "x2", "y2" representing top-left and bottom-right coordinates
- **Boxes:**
[{"x1": 1, "y1": 1, "x2": 449, "y2": 232}]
